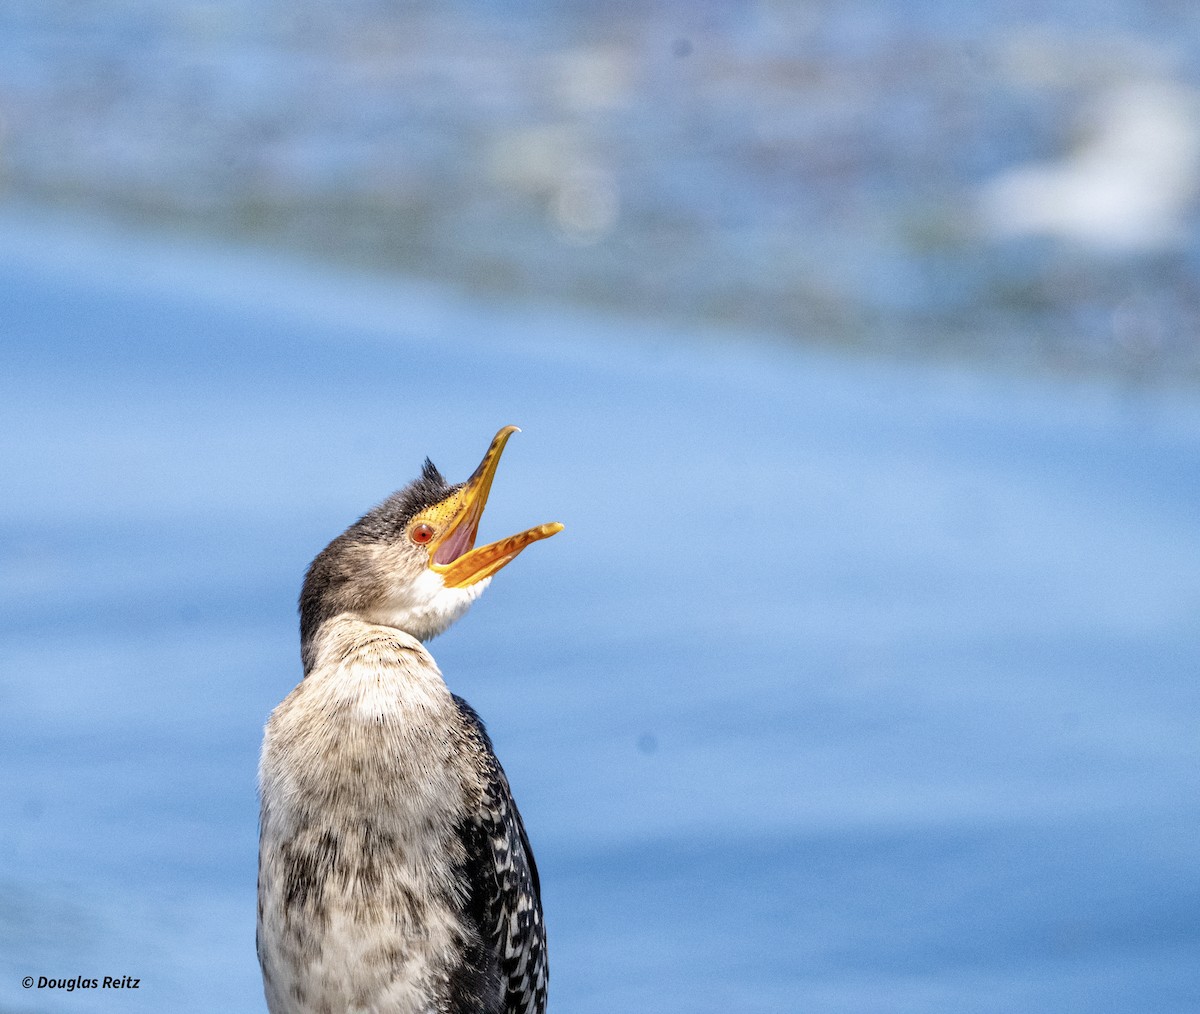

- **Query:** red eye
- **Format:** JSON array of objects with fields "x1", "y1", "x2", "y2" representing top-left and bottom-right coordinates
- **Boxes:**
[{"x1": 410, "y1": 523, "x2": 435, "y2": 545}]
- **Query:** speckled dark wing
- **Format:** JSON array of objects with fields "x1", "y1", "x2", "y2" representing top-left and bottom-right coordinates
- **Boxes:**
[{"x1": 453, "y1": 696, "x2": 548, "y2": 1014}]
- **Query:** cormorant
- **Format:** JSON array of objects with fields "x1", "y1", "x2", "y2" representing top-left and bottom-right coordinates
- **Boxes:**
[{"x1": 257, "y1": 426, "x2": 561, "y2": 1014}]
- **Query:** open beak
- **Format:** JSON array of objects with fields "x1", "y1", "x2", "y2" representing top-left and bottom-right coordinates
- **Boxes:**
[{"x1": 421, "y1": 426, "x2": 563, "y2": 589}]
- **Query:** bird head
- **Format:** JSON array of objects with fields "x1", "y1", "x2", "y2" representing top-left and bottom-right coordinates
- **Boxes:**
[{"x1": 299, "y1": 426, "x2": 563, "y2": 668}]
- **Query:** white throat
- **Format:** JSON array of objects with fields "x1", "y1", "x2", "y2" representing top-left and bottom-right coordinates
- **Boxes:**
[{"x1": 364, "y1": 569, "x2": 492, "y2": 642}]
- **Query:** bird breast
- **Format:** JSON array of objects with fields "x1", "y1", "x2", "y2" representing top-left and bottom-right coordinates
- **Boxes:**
[{"x1": 257, "y1": 615, "x2": 483, "y2": 1014}]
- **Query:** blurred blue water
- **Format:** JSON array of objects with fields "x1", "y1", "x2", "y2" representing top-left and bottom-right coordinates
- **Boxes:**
[
  {"x1": 1, "y1": 210, "x2": 1199, "y2": 1012},
  {"x1": 3, "y1": 2, "x2": 1200, "y2": 375}
]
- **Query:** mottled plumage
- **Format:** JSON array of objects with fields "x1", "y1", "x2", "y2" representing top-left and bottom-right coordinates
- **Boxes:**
[
  {"x1": 455, "y1": 699, "x2": 547, "y2": 1014},
  {"x1": 257, "y1": 431, "x2": 556, "y2": 1014}
]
